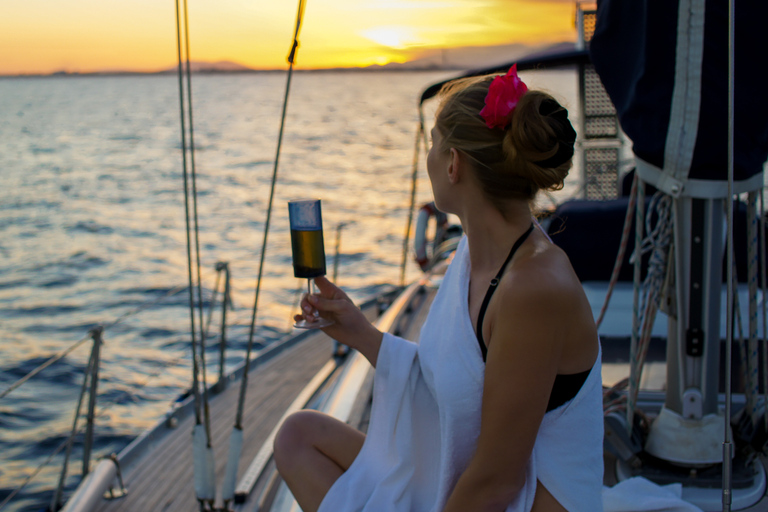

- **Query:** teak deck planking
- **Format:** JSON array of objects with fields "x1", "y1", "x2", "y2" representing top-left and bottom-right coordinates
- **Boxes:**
[{"x1": 91, "y1": 289, "x2": 437, "y2": 512}]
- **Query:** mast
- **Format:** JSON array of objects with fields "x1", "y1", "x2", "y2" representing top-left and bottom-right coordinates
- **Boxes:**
[{"x1": 590, "y1": 0, "x2": 768, "y2": 507}]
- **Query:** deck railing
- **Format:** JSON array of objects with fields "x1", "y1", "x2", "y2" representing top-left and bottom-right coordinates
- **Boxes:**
[{"x1": 0, "y1": 263, "x2": 231, "y2": 512}]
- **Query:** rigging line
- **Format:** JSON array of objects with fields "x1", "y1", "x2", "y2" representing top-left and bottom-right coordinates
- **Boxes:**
[
  {"x1": 400, "y1": 113, "x2": 425, "y2": 286},
  {"x1": 747, "y1": 192, "x2": 760, "y2": 421},
  {"x1": 0, "y1": 283, "x2": 188, "y2": 401},
  {"x1": 760, "y1": 190, "x2": 768, "y2": 434},
  {"x1": 723, "y1": 0, "x2": 735, "y2": 506},
  {"x1": 2, "y1": 317, "x2": 205, "y2": 510},
  {"x1": 287, "y1": 0, "x2": 307, "y2": 65},
  {"x1": 181, "y1": 0, "x2": 212, "y2": 446},
  {"x1": 0, "y1": 335, "x2": 89, "y2": 401},
  {"x1": 51, "y1": 345, "x2": 96, "y2": 511},
  {"x1": 204, "y1": 267, "x2": 223, "y2": 342},
  {"x1": 596, "y1": 171, "x2": 639, "y2": 328},
  {"x1": 731, "y1": 258, "x2": 752, "y2": 416},
  {"x1": 4, "y1": 363, "x2": 117, "y2": 512},
  {"x1": 175, "y1": 0, "x2": 202, "y2": 427},
  {"x1": 626, "y1": 179, "x2": 645, "y2": 434},
  {"x1": 0, "y1": 427, "x2": 73, "y2": 512},
  {"x1": 102, "y1": 283, "x2": 187, "y2": 330},
  {"x1": 630, "y1": 195, "x2": 673, "y2": 406},
  {"x1": 237, "y1": 0, "x2": 307, "y2": 430},
  {"x1": 2, "y1": 337, "x2": 96, "y2": 512}
]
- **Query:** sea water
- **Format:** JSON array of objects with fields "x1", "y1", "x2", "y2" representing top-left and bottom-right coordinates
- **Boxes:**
[{"x1": 0, "y1": 69, "x2": 584, "y2": 510}]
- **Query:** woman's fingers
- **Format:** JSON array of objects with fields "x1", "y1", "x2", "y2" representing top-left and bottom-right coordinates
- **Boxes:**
[
  {"x1": 314, "y1": 276, "x2": 350, "y2": 302},
  {"x1": 313, "y1": 275, "x2": 335, "y2": 294},
  {"x1": 293, "y1": 277, "x2": 382, "y2": 363},
  {"x1": 308, "y1": 293, "x2": 345, "y2": 315},
  {"x1": 304, "y1": 277, "x2": 353, "y2": 316}
]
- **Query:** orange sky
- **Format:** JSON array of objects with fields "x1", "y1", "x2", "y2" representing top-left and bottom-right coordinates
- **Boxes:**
[{"x1": 0, "y1": 0, "x2": 578, "y2": 75}]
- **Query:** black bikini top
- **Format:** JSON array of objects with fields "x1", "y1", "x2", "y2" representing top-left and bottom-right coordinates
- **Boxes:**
[{"x1": 475, "y1": 223, "x2": 590, "y2": 412}]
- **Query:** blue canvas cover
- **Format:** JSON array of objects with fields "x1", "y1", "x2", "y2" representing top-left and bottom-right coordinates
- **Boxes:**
[{"x1": 589, "y1": 0, "x2": 767, "y2": 196}]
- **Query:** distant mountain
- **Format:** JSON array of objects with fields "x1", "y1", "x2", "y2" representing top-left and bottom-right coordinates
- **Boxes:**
[
  {"x1": 158, "y1": 43, "x2": 576, "y2": 74},
  {"x1": 158, "y1": 60, "x2": 257, "y2": 73},
  {"x1": 370, "y1": 42, "x2": 576, "y2": 72}
]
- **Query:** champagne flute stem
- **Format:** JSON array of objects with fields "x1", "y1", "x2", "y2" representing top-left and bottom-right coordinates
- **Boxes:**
[{"x1": 307, "y1": 279, "x2": 316, "y2": 320}]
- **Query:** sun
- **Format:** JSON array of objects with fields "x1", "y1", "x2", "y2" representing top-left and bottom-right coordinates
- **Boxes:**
[{"x1": 360, "y1": 26, "x2": 417, "y2": 49}]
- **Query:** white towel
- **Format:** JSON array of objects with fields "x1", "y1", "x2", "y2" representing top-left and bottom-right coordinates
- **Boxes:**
[
  {"x1": 603, "y1": 477, "x2": 704, "y2": 512},
  {"x1": 318, "y1": 236, "x2": 604, "y2": 511}
]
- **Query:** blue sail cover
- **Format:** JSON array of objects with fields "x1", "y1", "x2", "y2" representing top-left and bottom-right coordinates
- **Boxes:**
[{"x1": 590, "y1": 0, "x2": 768, "y2": 198}]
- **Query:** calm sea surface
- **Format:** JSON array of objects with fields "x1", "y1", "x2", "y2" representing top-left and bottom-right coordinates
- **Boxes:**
[{"x1": 0, "y1": 69, "x2": 582, "y2": 510}]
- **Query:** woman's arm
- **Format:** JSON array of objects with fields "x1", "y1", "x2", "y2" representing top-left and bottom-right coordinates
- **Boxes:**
[
  {"x1": 443, "y1": 267, "x2": 571, "y2": 511},
  {"x1": 297, "y1": 276, "x2": 385, "y2": 367}
]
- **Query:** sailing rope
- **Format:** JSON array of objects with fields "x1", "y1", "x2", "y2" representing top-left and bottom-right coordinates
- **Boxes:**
[
  {"x1": 761, "y1": 191, "x2": 768, "y2": 434},
  {"x1": 746, "y1": 192, "x2": 761, "y2": 422},
  {"x1": 625, "y1": 181, "x2": 645, "y2": 429},
  {"x1": 732, "y1": 259, "x2": 755, "y2": 420},
  {"x1": 626, "y1": 190, "x2": 673, "y2": 432},
  {"x1": 237, "y1": 0, "x2": 306, "y2": 431},
  {"x1": 174, "y1": 0, "x2": 202, "y2": 428},
  {"x1": 596, "y1": 172, "x2": 639, "y2": 329},
  {"x1": 722, "y1": 7, "x2": 736, "y2": 498},
  {"x1": 221, "y1": 0, "x2": 307, "y2": 507},
  {"x1": 182, "y1": 0, "x2": 213, "y2": 442},
  {"x1": 174, "y1": 0, "x2": 216, "y2": 507},
  {"x1": 400, "y1": 108, "x2": 427, "y2": 285}
]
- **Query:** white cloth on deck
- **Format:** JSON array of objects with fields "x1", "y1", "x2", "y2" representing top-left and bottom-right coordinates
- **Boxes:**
[
  {"x1": 318, "y1": 235, "x2": 604, "y2": 512},
  {"x1": 603, "y1": 477, "x2": 703, "y2": 512}
]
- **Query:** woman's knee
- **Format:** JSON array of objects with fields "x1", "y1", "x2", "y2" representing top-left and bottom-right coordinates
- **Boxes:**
[
  {"x1": 274, "y1": 410, "x2": 318, "y2": 470},
  {"x1": 273, "y1": 410, "x2": 364, "y2": 475}
]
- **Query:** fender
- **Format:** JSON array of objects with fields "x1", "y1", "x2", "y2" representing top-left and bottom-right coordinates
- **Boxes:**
[{"x1": 413, "y1": 202, "x2": 448, "y2": 271}]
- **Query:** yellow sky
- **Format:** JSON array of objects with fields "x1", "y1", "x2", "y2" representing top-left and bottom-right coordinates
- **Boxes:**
[{"x1": 0, "y1": 0, "x2": 577, "y2": 75}]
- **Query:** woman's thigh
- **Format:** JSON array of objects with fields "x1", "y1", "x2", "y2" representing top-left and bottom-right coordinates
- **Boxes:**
[
  {"x1": 530, "y1": 480, "x2": 567, "y2": 512},
  {"x1": 284, "y1": 409, "x2": 366, "y2": 470},
  {"x1": 274, "y1": 410, "x2": 366, "y2": 512}
]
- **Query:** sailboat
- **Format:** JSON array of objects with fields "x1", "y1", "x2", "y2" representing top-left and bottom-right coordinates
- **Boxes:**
[{"x1": 4, "y1": 1, "x2": 767, "y2": 511}]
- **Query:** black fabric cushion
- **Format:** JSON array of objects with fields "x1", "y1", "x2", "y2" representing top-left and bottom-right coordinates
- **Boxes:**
[{"x1": 547, "y1": 198, "x2": 765, "y2": 283}]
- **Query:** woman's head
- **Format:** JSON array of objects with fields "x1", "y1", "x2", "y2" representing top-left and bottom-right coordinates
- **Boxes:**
[{"x1": 432, "y1": 67, "x2": 576, "y2": 211}]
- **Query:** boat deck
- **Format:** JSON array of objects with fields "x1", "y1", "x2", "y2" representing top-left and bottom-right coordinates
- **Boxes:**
[{"x1": 92, "y1": 307, "x2": 382, "y2": 512}]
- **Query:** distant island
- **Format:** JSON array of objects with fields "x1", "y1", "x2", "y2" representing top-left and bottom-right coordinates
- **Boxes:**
[{"x1": 2, "y1": 42, "x2": 574, "y2": 78}]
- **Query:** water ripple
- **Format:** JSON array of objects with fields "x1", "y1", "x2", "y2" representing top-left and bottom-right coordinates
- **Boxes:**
[{"x1": 68, "y1": 221, "x2": 114, "y2": 235}]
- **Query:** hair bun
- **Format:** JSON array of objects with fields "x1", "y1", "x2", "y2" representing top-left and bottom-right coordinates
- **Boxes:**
[{"x1": 533, "y1": 100, "x2": 576, "y2": 168}]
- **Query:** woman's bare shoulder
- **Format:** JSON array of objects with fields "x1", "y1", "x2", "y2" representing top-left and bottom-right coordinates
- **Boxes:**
[
  {"x1": 490, "y1": 237, "x2": 598, "y2": 370},
  {"x1": 502, "y1": 237, "x2": 583, "y2": 309}
]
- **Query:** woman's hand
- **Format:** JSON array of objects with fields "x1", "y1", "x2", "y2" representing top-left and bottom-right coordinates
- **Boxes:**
[{"x1": 295, "y1": 276, "x2": 384, "y2": 366}]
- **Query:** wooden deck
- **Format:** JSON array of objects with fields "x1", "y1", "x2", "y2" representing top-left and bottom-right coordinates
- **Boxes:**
[
  {"x1": 89, "y1": 296, "x2": 385, "y2": 512},
  {"x1": 94, "y1": 331, "x2": 334, "y2": 512}
]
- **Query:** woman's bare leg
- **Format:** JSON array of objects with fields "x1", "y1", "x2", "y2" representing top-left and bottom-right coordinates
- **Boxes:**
[
  {"x1": 273, "y1": 409, "x2": 366, "y2": 512},
  {"x1": 530, "y1": 480, "x2": 567, "y2": 512}
]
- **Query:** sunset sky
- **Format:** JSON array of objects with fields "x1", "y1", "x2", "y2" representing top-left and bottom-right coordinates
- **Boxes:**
[{"x1": 0, "y1": 0, "x2": 579, "y2": 75}]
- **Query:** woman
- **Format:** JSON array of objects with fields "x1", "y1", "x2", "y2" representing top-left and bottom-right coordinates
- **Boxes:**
[{"x1": 274, "y1": 65, "x2": 604, "y2": 512}]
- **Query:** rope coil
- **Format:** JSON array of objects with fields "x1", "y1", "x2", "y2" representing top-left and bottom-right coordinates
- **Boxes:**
[{"x1": 626, "y1": 189, "x2": 673, "y2": 432}]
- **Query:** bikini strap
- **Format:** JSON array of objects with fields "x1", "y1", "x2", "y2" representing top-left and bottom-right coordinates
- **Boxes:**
[{"x1": 476, "y1": 223, "x2": 535, "y2": 362}]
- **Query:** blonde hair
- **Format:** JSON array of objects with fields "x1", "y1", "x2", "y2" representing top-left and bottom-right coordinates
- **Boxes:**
[{"x1": 434, "y1": 74, "x2": 574, "y2": 210}]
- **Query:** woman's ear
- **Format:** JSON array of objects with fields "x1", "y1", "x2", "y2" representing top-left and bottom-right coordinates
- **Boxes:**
[{"x1": 448, "y1": 148, "x2": 461, "y2": 184}]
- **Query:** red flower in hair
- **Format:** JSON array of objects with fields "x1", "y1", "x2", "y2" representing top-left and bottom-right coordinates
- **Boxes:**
[{"x1": 479, "y1": 64, "x2": 528, "y2": 130}]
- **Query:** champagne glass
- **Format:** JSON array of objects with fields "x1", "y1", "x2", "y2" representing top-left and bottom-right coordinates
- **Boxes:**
[{"x1": 288, "y1": 199, "x2": 333, "y2": 329}]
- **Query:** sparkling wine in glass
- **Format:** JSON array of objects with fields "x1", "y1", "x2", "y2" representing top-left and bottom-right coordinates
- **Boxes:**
[{"x1": 288, "y1": 199, "x2": 333, "y2": 329}]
